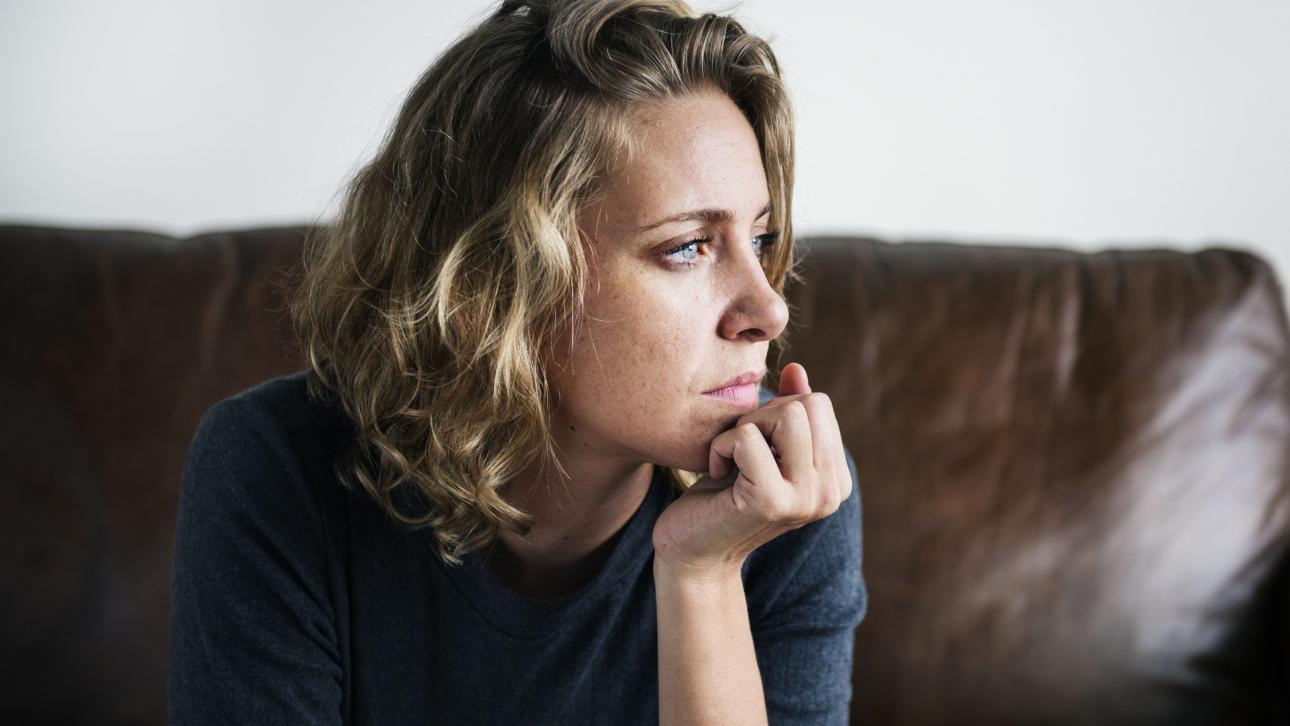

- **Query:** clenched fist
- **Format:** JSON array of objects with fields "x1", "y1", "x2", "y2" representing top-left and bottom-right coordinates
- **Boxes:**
[{"x1": 652, "y1": 362, "x2": 852, "y2": 577}]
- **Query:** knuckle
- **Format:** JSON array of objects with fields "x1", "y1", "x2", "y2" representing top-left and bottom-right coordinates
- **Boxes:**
[
  {"x1": 760, "y1": 492, "x2": 793, "y2": 523},
  {"x1": 796, "y1": 504, "x2": 819, "y2": 527},
  {"x1": 821, "y1": 485, "x2": 841, "y2": 514},
  {"x1": 754, "y1": 501, "x2": 778, "y2": 524},
  {"x1": 784, "y1": 400, "x2": 809, "y2": 421},
  {"x1": 807, "y1": 391, "x2": 832, "y2": 410}
]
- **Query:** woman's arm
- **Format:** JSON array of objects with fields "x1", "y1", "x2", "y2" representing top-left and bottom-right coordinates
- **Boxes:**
[
  {"x1": 656, "y1": 558, "x2": 767, "y2": 726},
  {"x1": 655, "y1": 454, "x2": 864, "y2": 726},
  {"x1": 169, "y1": 398, "x2": 345, "y2": 724},
  {"x1": 652, "y1": 363, "x2": 860, "y2": 724}
]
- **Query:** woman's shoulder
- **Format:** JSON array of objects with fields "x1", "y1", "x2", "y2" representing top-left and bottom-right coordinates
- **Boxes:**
[
  {"x1": 205, "y1": 370, "x2": 350, "y2": 438},
  {"x1": 183, "y1": 370, "x2": 354, "y2": 524},
  {"x1": 171, "y1": 373, "x2": 352, "y2": 722}
]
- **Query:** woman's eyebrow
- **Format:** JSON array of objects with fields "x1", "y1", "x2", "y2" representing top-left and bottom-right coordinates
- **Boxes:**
[{"x1": 636, "y1": 201, "x2": 772, "y2": 233}]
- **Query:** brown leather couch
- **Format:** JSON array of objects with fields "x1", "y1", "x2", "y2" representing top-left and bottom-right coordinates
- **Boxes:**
[{"x1": 3, "y1": 225, "x2": 1288, "y2": 725}]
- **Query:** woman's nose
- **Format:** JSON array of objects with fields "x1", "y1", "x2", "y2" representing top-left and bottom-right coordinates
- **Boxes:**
[{"x1": 717, "y1": 244, "x2": 790, "y2": 342}]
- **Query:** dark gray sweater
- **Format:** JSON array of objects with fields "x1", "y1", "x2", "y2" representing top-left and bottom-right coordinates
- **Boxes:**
[{"x1": 168, "y1": 371, "x2": 866, "y2": 724}]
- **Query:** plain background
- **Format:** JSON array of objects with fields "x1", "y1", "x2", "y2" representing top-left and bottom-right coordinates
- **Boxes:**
[{"x1": 3, "y1": 0, "x2": 1288, "y2": 293}]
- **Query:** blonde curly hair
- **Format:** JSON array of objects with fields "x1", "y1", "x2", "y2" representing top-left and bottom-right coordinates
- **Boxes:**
[{"x1": 288, "y1": 0, "x2": 799, "y2": 565}]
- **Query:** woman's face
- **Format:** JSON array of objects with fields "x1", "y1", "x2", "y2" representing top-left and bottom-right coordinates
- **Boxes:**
[{"x1": 550, "y1": 87, "x2": 789, "y2": 474}]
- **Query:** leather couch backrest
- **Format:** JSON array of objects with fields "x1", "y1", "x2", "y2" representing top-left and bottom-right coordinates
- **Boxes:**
[
  {"x1": 782, "y1": 237, "x2": 1290, "y2": 725},
  {"x1": 1, "y1": 226, "x2": 307, "y2": 723},
  {"x1": 3, "y1": 226, "x2": 1289, "y2": 724}
]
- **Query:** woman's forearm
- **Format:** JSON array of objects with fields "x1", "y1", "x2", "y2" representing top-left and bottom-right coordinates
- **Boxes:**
[{"x1": 655, "y1": 559, "x2": 768, "y2": 726}]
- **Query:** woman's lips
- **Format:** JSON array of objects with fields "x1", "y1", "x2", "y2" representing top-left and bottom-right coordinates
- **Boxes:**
[{"x1": 702, "y1": 382, "x2": 760, "y2": 409}]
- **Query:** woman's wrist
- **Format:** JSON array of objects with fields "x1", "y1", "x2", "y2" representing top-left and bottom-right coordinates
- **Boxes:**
[{"x1": 653, "y1": 552, "x2": 746, "y2": 588}]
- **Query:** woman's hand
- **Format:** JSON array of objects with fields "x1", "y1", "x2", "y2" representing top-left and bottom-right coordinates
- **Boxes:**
[{"x1": 652, "y1": 362, "x2": 852, "y2": 578}]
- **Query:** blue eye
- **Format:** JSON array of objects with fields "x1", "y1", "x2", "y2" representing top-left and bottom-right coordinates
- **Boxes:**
[
  {"x1": 752, "y1": 232, "x2": 779, "y2": 257},
  {"x1": 663, "y1": 232, "x2": 780, "y2": 268},
  {"x1": 664, "y1": 236, "x2": 710, "y2": 265}
]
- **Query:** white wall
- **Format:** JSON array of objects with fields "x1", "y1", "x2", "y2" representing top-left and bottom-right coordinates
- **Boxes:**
[{"x1": 3, "y1": 0, "x2": 1288, "y2": 288}]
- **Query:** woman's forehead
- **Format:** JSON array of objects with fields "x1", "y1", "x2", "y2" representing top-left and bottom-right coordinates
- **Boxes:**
[{"x1": 592, "y1": 91, "x2": 770, "y2": 236}]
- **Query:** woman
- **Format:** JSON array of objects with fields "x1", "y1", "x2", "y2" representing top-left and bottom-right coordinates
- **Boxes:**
[{"x1": 168, "y1": 0, "x2": 866, "y2": 723}]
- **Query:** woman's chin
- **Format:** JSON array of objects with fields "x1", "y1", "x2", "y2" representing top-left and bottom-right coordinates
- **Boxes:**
[
  {"x1": 642, "y1": 413, "x2": 737, "y2": 473},
  {"x1": 655, "y1": 442, "x2": 715, "y2": 476}
]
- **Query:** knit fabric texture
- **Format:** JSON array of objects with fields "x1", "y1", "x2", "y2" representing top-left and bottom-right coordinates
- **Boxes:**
[{"x1": 168, "y1": 372, "x2": 866, "y2": 724}]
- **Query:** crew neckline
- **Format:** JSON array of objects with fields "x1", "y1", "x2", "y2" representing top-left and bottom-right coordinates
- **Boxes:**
[{"x1": 434, "y1": 464, "x2": 675, "y2": 641}]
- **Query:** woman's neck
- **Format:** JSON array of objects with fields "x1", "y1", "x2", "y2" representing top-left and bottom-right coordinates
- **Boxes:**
[{"x1": 490, "y1": 459, "x2": 655, "y2": 598}]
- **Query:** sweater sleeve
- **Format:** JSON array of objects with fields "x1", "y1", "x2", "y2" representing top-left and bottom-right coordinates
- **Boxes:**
[
  {"x1": 168, "y1": 398, "x2": 345, "y2": 725},
  {"x1": 746, "y1": 447, "x2": 868, "y2": 726}
]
